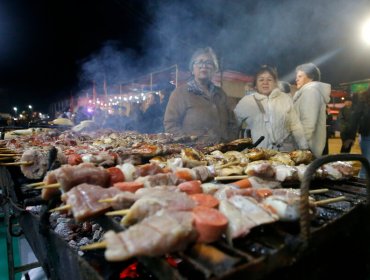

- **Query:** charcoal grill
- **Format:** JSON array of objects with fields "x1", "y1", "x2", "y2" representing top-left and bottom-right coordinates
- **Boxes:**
[{"x1": 1, "y1": 154, "x2": 370, "y2": 280}]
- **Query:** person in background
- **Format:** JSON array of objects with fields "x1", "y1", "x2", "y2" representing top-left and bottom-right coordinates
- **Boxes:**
[
  {"x1": 234, "y1": 65, "x2": 308, "y2": 151},
  {"x1": 278, "y1": 81, "x2": 292, "y2": 95},
  {"x1": 140, "y1": 93, "x2": 164, "y2": 133},
  {"x1": 344, "y1": 89, "x2": 370, "y2": 178},
  {"x1": 164, "y1": 47, "x2": 237, "y2": 143},
  {"x1": 74, "y1": 106, "x2": 90, "y2": 125},
  {"x1": 293, "y1": 63, "x2": 331, "y2": 157},
  {"x1": 338, "y1": 96, "x2": 353, "y2": 153}
]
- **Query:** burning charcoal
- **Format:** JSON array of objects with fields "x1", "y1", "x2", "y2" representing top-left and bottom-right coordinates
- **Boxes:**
[
  {"x1": 78, "y1": 237, "x2": 91, "y2": 247},
  {"x1": 91, "y1": 223, "x2": 101, "y2": 232},
  {"x1": 92, "y1": 227, "x2": 104, "y2": 242},
  {"x1": 68, "y1": 240, "x2": 78, "y2": 249},
  {"x1": 54, "y1": 222, "x2": 74, "y2": 239},
  {"x1": 26, "y1": 205, "x2": 43, "y2": 215},
  {"x1": 81, "y1": 221, "x2": 93, "y2": 233}
]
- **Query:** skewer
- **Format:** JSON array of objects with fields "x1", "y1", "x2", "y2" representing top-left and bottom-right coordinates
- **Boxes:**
[
  {"x1": 314, "y1": 196, "x2": 346, "y2": 206},
  {"x1": 80, "y1": 241, "x2": 107, "y2": 250},
  {"x1": 0, "y1": 157, "x2": 16, "y2": 162},
  {"x1": 35, "y1": 183, "x2": 61, "y2": 189},
  {"x1": 25, "y1": 182, "x2": 46, "y2": 188},
  {"x1": 309, "y1": 188, "x2": 329, "y2": 194},
  {"x1": 105, "y1": 209, "x2": 130, "y2": 216},
  {"x1": 0, "y1": 153, "x2": 22, "y2": 156},
  {"x1": 0, "y1": 161, "x2": 33, "y2": 166},
  {"x1": 49, "y1": 204, "x2": 72, "y2": 212},
  {"x1": 98, "y1": 198, "x2": 115, "y2": 203},
  {"x1": 215, "y1": 175, "x2": 249, "y2": 181}
]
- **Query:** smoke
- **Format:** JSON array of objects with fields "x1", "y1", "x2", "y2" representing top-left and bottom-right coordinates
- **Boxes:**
[{"x1": 78, "y1": 0, "x2": 370, "y2": 89}]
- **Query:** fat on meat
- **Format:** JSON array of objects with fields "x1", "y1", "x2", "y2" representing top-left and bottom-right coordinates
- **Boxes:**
[
  {"x1": 228, "y1": 195, "x2": 278, "y2": 225},
  {"x1": 20, "y1": 149, "x2": 49, "y2": 180},
  {"x1": 121, "y1": 190, "x2": 196, "y2": 226},
  {"x1": 219, "y1": 200, "x2": 256, "y2": 242},
  {"x1": 61, "y1": 183, "x2": 119, "y2": 222},
  {"x1": 104, "y1": 211, "x2": 197, "y2": 261}
]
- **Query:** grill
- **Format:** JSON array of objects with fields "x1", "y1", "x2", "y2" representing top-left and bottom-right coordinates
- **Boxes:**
[{"x1": 1, "y1": 154, "x2": 370, "y2": 280}]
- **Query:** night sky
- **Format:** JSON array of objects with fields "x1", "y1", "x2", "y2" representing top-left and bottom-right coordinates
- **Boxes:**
[{"x1": 0, "y1": 0, "x2": 369, "y2": 114}]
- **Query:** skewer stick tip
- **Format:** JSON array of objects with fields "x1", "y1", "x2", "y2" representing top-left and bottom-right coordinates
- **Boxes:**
[
  {"x1": 49, "y1": 204, "x2": 72, "y2": 212},
  {"x1": 98, "y1": 198, "x2": 115, "y2": 203},
  {"x1": 80, "y1": 241, "x2": 107, "y2": 250},
  {"x1": 35, "y1": 183, "x2": 61, "y2": 189},
  {"x1": 105, "y1": 209, "x2": 130, "y2": 216},
  {"x1": 315, "y1": 196, "x2": 346, "y2": 206}
]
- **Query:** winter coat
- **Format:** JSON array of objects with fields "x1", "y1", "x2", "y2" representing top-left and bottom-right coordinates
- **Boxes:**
[
  {"x1": 293, "y1": 81, "x2": 331, "y2": 157},
  {"x1": 338, "y1": 106, "x2": 352, "y2": 140},
  {"x1": 164, "y1": 82, "x2": 238, "y2": 144},
  {"x1": 346, "y1": 90, "x2": 370, "y2": 139},
  {"x1": 234, "y1": 88, "x2": 308, "y2": 151}
]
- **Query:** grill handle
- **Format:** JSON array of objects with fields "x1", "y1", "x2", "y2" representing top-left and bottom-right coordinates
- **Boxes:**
[
  {"x1": 252, "y1": 136, "x2": 265, "y2": 148},
  {"x1": 300, "y1": 153, "x2": 370, "y2": 242}
]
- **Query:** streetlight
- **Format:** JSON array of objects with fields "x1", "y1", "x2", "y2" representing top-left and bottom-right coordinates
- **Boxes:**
[
  {"x1": 361, "y1": 17, "x2": 370, "y2": 45},
  {"x1": 28, "y1": 105, "x2": 33, "y2": 110},
  {"x1": 13, "y1": 107, "x2": 17, "y2": 115}
]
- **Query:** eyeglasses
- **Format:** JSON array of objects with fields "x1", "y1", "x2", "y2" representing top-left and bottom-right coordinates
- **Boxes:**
[{"x1": 193, "y1": 60, "x2": 214, "y2": 68}]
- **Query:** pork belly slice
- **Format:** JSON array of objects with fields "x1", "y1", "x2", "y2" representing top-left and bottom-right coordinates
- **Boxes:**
[
  {"x1": 61, "y1": 183, "x2": 120, "y2": 222},
  {"x1": 20, "y1": 148, "x2": 49, "y2": 180},
  {"x1": 219, "y1": 200, "x2": 256, "y2": 241},
  {"x1": 134, "y1": 173, "x2": 184, "y2": 188},
  {"x1": 247, "y1": 176, "x2": 281, "y2": 189},
  {"x1": 228, "y1": 195, "x2": 278, "y2": 225},
  {"x1": 273, "y1": 164, "x2": 298, "y2": 182},
  {"x1": 245, "y1": 160, "x2": 275, "y2": 179},
  {"x1": 121, "y1": 190, "x2": 196, "y2": 226},
  {"x1": 263, "y1": 188, "x2": 315, "y2": 222},
  {"x1": 52, "y1": 163, "x2": 111, "y2": 191},
  {"x1": 104, "y1": 211, "x2": 197, "y2": 262}
]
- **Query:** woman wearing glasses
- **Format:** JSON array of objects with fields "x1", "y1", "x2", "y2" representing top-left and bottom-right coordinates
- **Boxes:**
[
  {"x1": 164, "y1": 47, "x2": 237, "y2": 143},
  {"x1": 234, "y1": 65, "x2": 308, "y2": 152}
]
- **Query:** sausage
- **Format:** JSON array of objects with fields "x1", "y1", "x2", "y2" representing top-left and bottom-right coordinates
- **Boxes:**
[
  {"x1": 107, "y1": 167, "x2": 125, "y2": 185},
  {"x1": 190, "y1": 193, "x2": 219, "y2": 208},
  {"x1": 174, "y1": 169, "x2": 194, "y2": 181},
  {"x1": 231, "y1": 178, "x2": 252, "y2": 189},
  {"x1": 113, "y1": 181, "x2": 144, "y2": 193},
  {"x1": 192, "y1": 206, "x2": 228, "y2": 243},
  {"x1": 178, "y1": 180, "x2": 202, "y2": 195}
]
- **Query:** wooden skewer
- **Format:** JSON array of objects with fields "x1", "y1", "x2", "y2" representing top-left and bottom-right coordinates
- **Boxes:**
[
  {"x1": 309, "y1": 188, "x2": 329, "y2": 194},
  {"x1": 0, "y1": 161, "x2": 33, "y2": 166},
  {"x1": 0, "y1": 157, "x2": 16, "y2": 162},
  {"x1": 105, "y1": 209, "x2": 130, "y2": 216},
  {"x1": 80, "y1": 241, "x2": 107, "y2": 250},
  {"x1": 314, "y1": 196, "x2": 346, "y2": 206},
  {"x1": 25, "y1": 182, "x2": 46, "y2": 188},
  {"x1": 98, "y1": 198, "x2": 115, "y2": 203},
  {"x1": 215, "y1": 175, "x2": 249, "y2": 181},
  {"x1": 0, "y1": 153, "x2": 22, "y2": 156},
  {"x1": 35, "y1": 183, "x2": 61, "y2": 189},
  {"x1": 49, "y1": 204, "x2": 72, "y2": 212}
]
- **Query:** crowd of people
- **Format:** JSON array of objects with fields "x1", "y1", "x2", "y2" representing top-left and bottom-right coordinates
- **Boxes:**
[{"x1": 2, "y1": 46, "x2": 368, "y2": 177}]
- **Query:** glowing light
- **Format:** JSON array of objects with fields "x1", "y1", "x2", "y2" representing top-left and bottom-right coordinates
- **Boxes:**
[
  {"x1": 362, "y1": 18, "x2": 370, "y2": 45},
  {"x1": 28, "y1": 105, "x2": 32, "y2": 110}
]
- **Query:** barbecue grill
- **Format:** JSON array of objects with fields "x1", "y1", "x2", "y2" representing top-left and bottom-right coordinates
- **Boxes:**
[{"x1": 1, "y1": 154, "x2": 370, "y2": 280}]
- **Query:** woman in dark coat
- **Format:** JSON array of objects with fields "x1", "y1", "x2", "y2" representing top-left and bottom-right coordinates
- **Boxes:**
[{"x1": 164, "y1": 47, "x2": 237, "y2": 144}]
